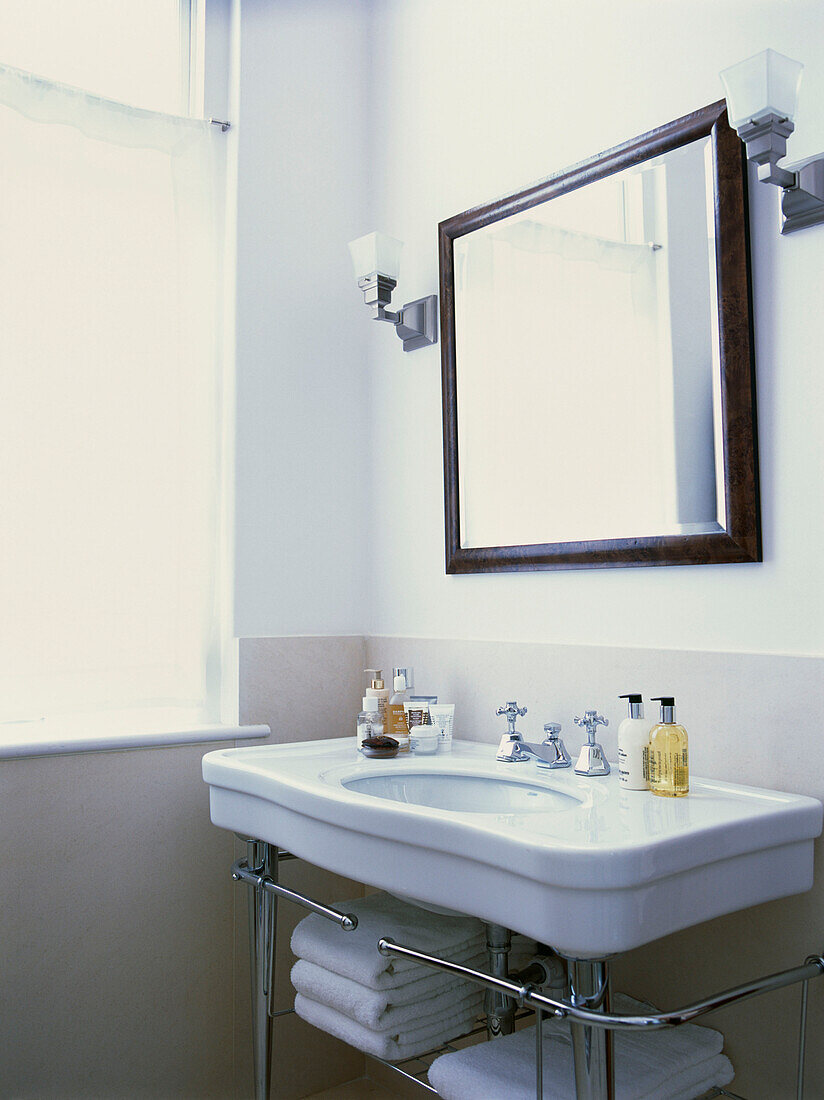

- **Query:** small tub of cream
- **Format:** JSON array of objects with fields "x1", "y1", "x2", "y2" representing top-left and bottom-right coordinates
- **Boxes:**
[{"x1": 410, "y1": 726, "x2": 439, "y2": 754}]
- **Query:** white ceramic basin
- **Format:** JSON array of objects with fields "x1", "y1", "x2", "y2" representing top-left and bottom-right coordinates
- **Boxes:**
[
  {"x1": 202, "y1": 738, "x2": 822, "y2": 958},
  {"x1": 342, "y1": 772, "x2": 580, "y2": 814}
]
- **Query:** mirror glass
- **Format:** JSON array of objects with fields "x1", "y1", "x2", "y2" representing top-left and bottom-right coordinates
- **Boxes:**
[{"x1": 440, "y1": 103, "x2": 760, "y2": 571}]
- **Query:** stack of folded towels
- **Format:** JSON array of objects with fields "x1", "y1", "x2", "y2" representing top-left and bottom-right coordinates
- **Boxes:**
[
  {"x1": 291, "y1": 891, "x2": 533, "y2": 1063},
  {"x1": 428, "y1": 993, "x2": 735, "y2": 1100}
]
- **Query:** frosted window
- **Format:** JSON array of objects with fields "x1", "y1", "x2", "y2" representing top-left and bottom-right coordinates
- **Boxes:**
[
  {"x1": 0, "y1": 0, "x2": 188, "y2": 115},
  {"x1": 0, "y1": 64, "x2": 224, "y2": 724}
]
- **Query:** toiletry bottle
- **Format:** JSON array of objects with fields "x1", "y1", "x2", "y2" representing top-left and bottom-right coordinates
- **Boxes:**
[
  {"x1": 385, "y1": 673, "x2": 411, "y2": 753},
  {"x1": 393, "y1": 667, "x2": 414, "y2": 697},
  {"x1": 647, "y1": 696, "x2": 689, "y2": 797},
  {"x1": 429, "y1": 704, "x2": 454, "y2": 752},
  {"x1": 364, "y1": 669, "x2": 390, "y2": 727},
  {"x1": 617, "y1": 694, "x2": 651, "y2": 790},
  {"x1": 357, "y1": 696, "x2": 383, "y2": 750}
]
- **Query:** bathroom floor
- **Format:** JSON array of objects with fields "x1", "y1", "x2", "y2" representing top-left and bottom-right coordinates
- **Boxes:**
[{"x1": 304, "y1": 1080, "x2": 406, "y2": 1099}]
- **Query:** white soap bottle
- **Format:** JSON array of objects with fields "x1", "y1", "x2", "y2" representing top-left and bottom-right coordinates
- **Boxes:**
[{"x1": 617, "y1": 694, "x2": 651, "y2": 790}]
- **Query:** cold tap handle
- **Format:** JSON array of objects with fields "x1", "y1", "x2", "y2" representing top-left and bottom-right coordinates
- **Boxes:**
[{"x1": 574, "y1": 710, "x2": 608, "y2": 742}]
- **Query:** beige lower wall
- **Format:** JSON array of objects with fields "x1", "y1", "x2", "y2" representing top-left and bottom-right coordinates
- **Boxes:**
[{"x1": 0, "y1": 742, "x2": 237, "y2": 1100}]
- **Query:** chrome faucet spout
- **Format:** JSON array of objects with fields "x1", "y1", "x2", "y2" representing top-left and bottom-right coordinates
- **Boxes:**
[{"x1": 495, "y1": 703, "x2": 573, "y2": 766}]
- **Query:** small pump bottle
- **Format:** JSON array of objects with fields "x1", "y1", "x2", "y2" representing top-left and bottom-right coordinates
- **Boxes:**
[
  {"x1": 357, "y1": 696, "x2": 383, "y2": 750},
  {"x1": 385, "y1": 673, "x2": 411, "y2": 753},
  {"x1": 364, "y1": 669, "x2": 390, "y2": 727},
  {"x1": 617, "y1": 694, "x2": 651, "y2": 790},
  {"x1": 647, "y1": 696, "x2": 689, "y2": 797}
]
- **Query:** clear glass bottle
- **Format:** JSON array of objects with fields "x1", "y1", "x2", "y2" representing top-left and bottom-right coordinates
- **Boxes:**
[
  {"x1": 647, "y1": 696, "x2": 689, "y2": 797},
  {"x1": 357, "y1": 696, "x2": 383, "y2": 750},
  {"x1": 385, "y1": 673, "x2": 411, "y2": 753}
]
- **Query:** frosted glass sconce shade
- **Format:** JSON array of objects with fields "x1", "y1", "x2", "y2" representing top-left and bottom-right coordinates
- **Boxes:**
[
  {"x1": 720, "y1": 48, "x2": 824, "y2": 233},
  {"x1": 720, "y1": 49, "x2": 803, "y2": 130},
  {"x1": 348, "y1": 230, "x2": 438, "y2": 352},
  {"x1": 348, "y1": 231, "x2": 403, "y2": 281},
  {"x1": 721, "y1": 47, "x2": 805, "y2": 129}
]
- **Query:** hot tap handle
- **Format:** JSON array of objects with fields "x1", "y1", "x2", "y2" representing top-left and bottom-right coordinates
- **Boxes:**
[
  {"x1": 573, "y1": 710, "x2": 608, "y2": 741},
  {"x1": 496, "y1": 701, "x2": 527, "y2": 736}
]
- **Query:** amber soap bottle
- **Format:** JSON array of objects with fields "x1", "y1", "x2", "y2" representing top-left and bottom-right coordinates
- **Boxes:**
[{"x1": 647, "y1": 696, "x2": 689, "y2": 797}]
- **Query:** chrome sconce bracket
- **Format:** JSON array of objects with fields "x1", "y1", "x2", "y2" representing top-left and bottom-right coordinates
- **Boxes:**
[
  {"x1": 738, "y1": 115, "x2": 824, "y2": 234},
  {"x1": 392, "y1": 294, "x2": 439, "y2": 352},
  {"x1": 781, "y1": 157, "x2": 824, "y2": 234},
  {"x1": 357, "y1": 275, "x2": 438, "y2": 352}
]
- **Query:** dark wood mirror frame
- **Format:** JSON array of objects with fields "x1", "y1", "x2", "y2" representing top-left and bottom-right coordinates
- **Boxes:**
[{"x1": 439, "y1": 101, "x2": 761, "y2": 573}]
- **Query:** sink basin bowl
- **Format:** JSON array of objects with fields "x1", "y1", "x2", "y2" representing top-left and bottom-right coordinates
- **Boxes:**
[
  {"x1": 202, "y1": 738, "x2": 822, "y2": 958},
  {"x1": 342, "y1": 772, "x2": 581, "y2": 814}
]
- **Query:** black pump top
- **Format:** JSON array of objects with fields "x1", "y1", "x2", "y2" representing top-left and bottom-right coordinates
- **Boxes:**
[
  {"x1": 619, "y1": 694, "x2": 643, "y2": 704},
  {"x1": 651, "y1": 696, "x2": 677, "y2": 723}
]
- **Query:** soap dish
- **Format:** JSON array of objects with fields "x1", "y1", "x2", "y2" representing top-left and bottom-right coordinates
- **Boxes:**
[{"x1": 360, "y1": 736, "x2": 400, "y2": 759}]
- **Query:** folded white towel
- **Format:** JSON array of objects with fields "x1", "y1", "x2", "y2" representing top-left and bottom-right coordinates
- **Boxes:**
[
  {"x1": 290, "y1": 892, "x2": 485, "y2": 990},
  {"x1": 295, "y1": 991, "x2": 481, "y2": 1062},
  {"x1": 291, "y1": 937, "x2": 535, "y2": 1029},
  {"x1": 291, "y1": 957, "x2": 485, "y2": 1031},
  {"x1": 428, "y1": 995, "x2": 734, "y2": 1100}
]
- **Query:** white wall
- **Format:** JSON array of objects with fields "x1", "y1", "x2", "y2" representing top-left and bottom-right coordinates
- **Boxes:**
[
  {"x1": 233, "y1": 0, "x2": 373, "y2": 638},
  {"x1": 363, "y1": 0, "x2": 824, "y2": 657}
]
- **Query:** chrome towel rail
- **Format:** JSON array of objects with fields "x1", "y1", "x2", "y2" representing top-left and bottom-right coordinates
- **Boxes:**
[
  {"x1": 378, "y1": 937, "x2": 824, "y2": 1030},
  {"x1": 379, "y1": 937, "x2": 824, "y2": 1099},
  {"x1": 232, "y1": 857, "x2": 358, "y2": 931}
]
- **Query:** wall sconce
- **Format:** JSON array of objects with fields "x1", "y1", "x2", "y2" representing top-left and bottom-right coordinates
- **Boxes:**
[
  {"x1": 721, "y1": 48, "x2": 824, "y2": 233},
  {"x1": 348, "y1": 232, "x2": 438, "y2": 351}
]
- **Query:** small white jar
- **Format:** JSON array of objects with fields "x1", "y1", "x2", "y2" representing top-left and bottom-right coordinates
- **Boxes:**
[{"x1": 410, "y1": 727, "x2": 439, "y2": 754}]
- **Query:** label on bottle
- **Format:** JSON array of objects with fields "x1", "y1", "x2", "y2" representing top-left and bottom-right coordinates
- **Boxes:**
[
  {"x1": 385, "y1": 702, "x2": 410, "y2": 752},
  {"x1": 618, "y1": 745, "x2": 647, "y2": 789},
  {"x1": 648, "y1": 740, "x2": 689, "y2": 796}
]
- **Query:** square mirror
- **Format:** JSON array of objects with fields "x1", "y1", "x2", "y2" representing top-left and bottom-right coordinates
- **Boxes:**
[{"x1": 439, "y1": 101, "x2": 760, "y2": 572}]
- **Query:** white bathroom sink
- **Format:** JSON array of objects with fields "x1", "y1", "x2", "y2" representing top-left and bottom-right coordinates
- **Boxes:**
[
  {"x1": 202, "y1": 739, "x2": 822, "y2": 958},
  {"x1": 341, "y1": 772, "x2": 581, "y2": 814}
]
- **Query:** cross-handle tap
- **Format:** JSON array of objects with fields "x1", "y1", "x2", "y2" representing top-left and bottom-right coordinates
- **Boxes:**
[
  {"x1": 574, "y1": 710, "x2": 608, "y2": 742},
  {"x1": 495, "y1": 702, "x2": 529, "y2": 761},
  {"x1": 573, "y1": 709, "x2": 610, "y2": 777},
  {"x1": 496, "y1": 701, "x2": 528, "y2": 735}
]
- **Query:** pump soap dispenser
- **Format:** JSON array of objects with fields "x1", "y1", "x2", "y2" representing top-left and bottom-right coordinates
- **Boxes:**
[
  {"x1": 364, "y1": 669, "x2": 390, "y2": 727},
  {"x1": 647, "y1": 696, "x2": 689, "y2": 797},
  {"x1": 617, "y1": 694, "x2": 651, "y2": 790}
]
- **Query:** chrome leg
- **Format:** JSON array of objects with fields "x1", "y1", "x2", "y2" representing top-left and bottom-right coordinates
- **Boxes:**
[
  {"x1": 246, "y1": 839, "x2": 277, "y2": 1100},
  {"x1": 485, "y1": 923, "x2": 516, "y2": 1037},
  {"x1": 797, "y1": 976, "x2": 810, "y2": 1100},
  {"x1": 568, "y1": 959, "x2": 614, "y2": 1100}
]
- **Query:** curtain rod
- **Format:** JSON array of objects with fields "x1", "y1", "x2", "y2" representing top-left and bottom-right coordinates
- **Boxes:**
[{"x1": 209, "y1": 118, "x2": 231, "y2": 132}]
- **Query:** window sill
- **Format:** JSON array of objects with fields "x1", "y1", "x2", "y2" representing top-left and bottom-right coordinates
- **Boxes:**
[{"x1": 0, "y1": 710, "x2": 269, "y2": 759}]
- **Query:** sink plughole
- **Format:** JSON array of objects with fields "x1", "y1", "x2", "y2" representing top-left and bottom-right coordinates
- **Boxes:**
[{"x1": 202, "y1": 738, "x2": 822, "y2": 957}]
